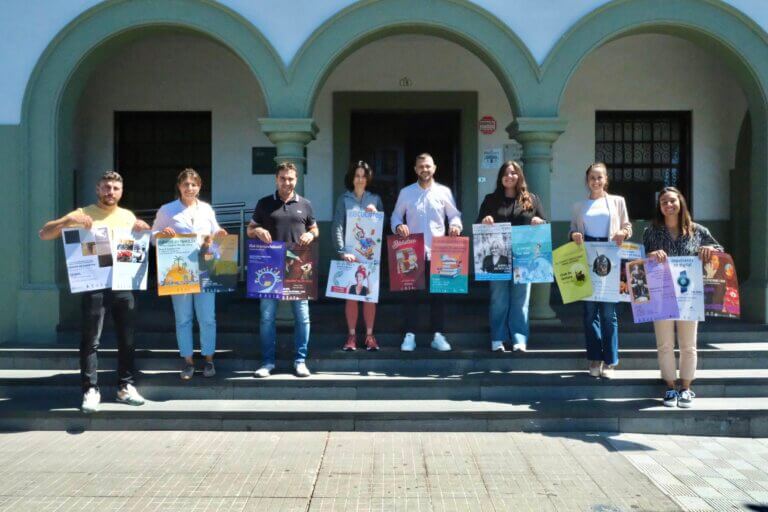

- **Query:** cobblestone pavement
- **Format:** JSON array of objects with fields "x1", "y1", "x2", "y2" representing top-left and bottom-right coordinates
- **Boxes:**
[{"x1": 0, "y1": 431, "x2": 763, "y2": 511}]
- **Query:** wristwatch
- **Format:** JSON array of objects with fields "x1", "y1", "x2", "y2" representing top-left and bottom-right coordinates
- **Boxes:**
[{"x1": 677, "y1": 270, "x2": 690, "y2": 293}]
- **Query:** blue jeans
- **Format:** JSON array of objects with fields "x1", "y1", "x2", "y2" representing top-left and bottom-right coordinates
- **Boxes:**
[
  {"x1": 259, "y1": 299, "x2": 310, "y2": 365},
  {"x1": 171, "y1": 292, "x2": 216, "y2": 358},
  {"x1": 489, "y1": 280, "x2": 531, "y2": 345},
  {"x1": 582, "y1": 301, "x2": 619, "y2": 365}
]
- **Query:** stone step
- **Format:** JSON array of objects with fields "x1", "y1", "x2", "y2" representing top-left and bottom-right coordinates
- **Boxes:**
[{"x1": 0, "y1": 395, "x2": 766, "y2": 436}]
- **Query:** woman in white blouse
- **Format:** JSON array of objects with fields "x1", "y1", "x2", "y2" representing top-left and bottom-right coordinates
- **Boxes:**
[{"x1": 152, "y1": 169, "x2": 227, "y2": 380}]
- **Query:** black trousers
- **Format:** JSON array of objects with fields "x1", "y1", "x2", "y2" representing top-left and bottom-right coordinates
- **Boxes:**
[
  {"x1": 401, "y1": 260, "x2": 446, "y2": 333},
  {"x1": 80, "y1": 290, "x2": 136, "y2": 392}
]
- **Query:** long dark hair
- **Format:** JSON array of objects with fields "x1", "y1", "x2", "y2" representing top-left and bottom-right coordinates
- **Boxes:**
[
  {"x1": 653, "y1": 186, "x2": 693, "y2": 236},
  {"x1": 494, "y1": 160, "x2": 533, "y2": 211}
]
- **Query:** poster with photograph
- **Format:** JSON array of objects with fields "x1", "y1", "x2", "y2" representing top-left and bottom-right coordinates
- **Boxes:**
[
  {"x1": 584, "y1": 242, "x2": 621, "y2": 302},
  {"x1": 627, "y1": 258, "x2": 680, "y2": 323},
  {"x1": 703, "y1": 251, "x2": 740, "y2": 319},
  {"x1": 472, "y1": 223, "x2": 512, "y2": 281},
  {"x1": 345, "y1": 211, "x2": 384, "y2": 264},
  {"x1": 326, "y1": 260, "x2": 379, "y2": 303},
  {"x1": 511, "y1": 224, "x2": 554, "y2": 284},
  {"x1": 668, "y1": 256, "x2": 705, "y2": 321},
  {"x1": 430, "y1": 236, "x2": 470, "y2": 294},
  {"x1": 246, "y1": 240, "x2": 285, "y2": 299},
  {"x1": 618, "y1": 242, "x2": 646, "y2": 303},
  {"x1": 387, "y1": 234, "x2": 426, "y2": 291},
  {"x1": 552, "y1": 242, "x2": 592, "y2": 304},
  {"x1": 283, "y1": 242, "x2": 319, "y2": 300},
  {"x1": 199, "y1": 234, "x2": 238, "y2": 293},
  {"x1": 156, "y1": 234, "x2": 201, "y2": 296},
  {"x1": 111, "y1": 229, "x2": 150, "y2": 291},
  {"x1": 61, "y1": 227, "x2": 113, "y2": 293}
]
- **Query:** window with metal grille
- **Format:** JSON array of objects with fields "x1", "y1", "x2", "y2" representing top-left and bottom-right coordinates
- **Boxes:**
[{"x1": 595, "y1": 111, "x2": 692, "y2": 219}]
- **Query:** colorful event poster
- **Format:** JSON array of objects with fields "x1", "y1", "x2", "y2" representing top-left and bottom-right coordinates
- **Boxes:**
[
  {"x1": 156, "y1": 234, "x2": 201, "y2": 296},
  {"x1": 627, "y1": 258, "x2": 680, "y2": 323},
  {"x1": 703, "y1": 251, "x2": 741, "y2": 319},
  {"x1": 430, "y1": 236, "x2": 470, "y2": 294},
  {"x1": 326, "y1": 260, "x2": 379, "y2": 303},
  {"x1": 199, "y1": 234, "x2": 239, "y2": 293},
  {"x1": 387, "y1": 234, "x2": 425, "y2": 291},
  {"x1": 668, "y1": 256, "x2": 705, "y2": 321},
  {"x1": 283, "y1": 242, "x2": 319, "y2": 300},
  {"x1": 552, "y1": 242, "x2": 592, "y2": 304},
  {"x1": 618, "y1": 242, "x2": 645, "y2": 303},
  {"x1": 584, "y1": 242, "x2": 621, "y2": 302},
  {"x1": 345, "y1": 211, "x2": 384, "y2": 263},
  {"x1": 111, "y1": 229, "x2": 150, "y2": 291},
  {"x1": 511, "y1": 224, "x2": 554, "y2": 284},
  {"x1": 246, "y1": 240, "x2": 285, "y2": 299},
  {"x1": 61, "y1": 227, "x2": 113, "y2": 293},
  {"x1": 472, "y1": 223, "x2": 512, "y2": 281}
]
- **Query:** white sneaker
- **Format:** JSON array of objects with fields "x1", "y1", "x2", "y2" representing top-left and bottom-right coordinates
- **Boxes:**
[
  {"x1": 588, "y1": 362, "x2": 602, "y2": 378},
  {"x1": 512, "y1": 342, "x2": 527, "y2": 352},
  {"x1": 431, "y1": 333, "x2": 452, "y2": 352},
  {"x1": 81, "y1": 388, "x2": 101, "y2": 413},
  {"x1": 294, "y1": 362, "x2": 311, "y2": 378},
  {"x1": 116, "y1": 384, "x2": 145, "y2": 406},
  {"x1": 491, "y1": 340, "x2": 506, "y2": 352},
  {"x1": 401, "y1": 333, "x2": 416, "y2": 352},
  {"x1": 254, "y1": 364, "x2": 275, "y2": 378},
  {"x1": 601, "y1": 365, "x2": 615, "y2": 379}
]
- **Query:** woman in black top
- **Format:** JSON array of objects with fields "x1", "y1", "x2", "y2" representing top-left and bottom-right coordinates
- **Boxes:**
[
  {"x1": 477, "y1": 161, "x2": 546, "y2": 352},
  {"x1": 643, "y1": 187, "x2": 722, "y2": 409}
]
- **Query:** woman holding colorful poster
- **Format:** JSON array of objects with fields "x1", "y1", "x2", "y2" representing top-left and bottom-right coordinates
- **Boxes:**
[
  {"x1": 477, "y1": 160, "x2": 546, "y2": 352},
  {"x1": 643, "y1": 187, "x2": 722, "y2": 409},
  {"x1": 569, "y1": 162, "x2": 632, "y2": 379},
  {"x1": 331, "y1": 161, "x2": 384, "y2": 352},
  {"x1": 152, "y1": 169, "x2": 227, "y2": 380}
]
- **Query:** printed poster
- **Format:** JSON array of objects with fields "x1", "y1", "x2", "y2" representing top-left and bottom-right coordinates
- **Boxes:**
[
  {"x1": 199, "y1": 234, "x2": 239, "y2": 293},
  {"x1": 284, "y1": 242, "x2": 319, "y2": 300},
  {"x1": 584, "y1": 242, "x2": 621, "y2": 302},
  {"x1": 703, "y1": 252, "x2": 740, "y2": 319},
  {"x1": 618, "y1": 242, "x2": 645, "y2": 303},
  {"x1": 627, "y1": 258, "x2": 679, "y2": 323},
  {"x1": 246, "y1": 240, "x2": 285, "y2": 299},
  {"x1": 345, "y1": 211, "x2": 384, "y2": 263},
  {"x1": 387, "y1": 234, "x2": 425, "y2": 291},
  {"x1": 62, "y1": 227, "x2": 113, "y2": 293},
  {"x1": 156, "y1": 234, "x2": 201, "y2": 296},
  {"x1": 111, "y1": 229, "x2": 150, "y2": 291},
  {"x1": 511, "y1": 224, "x2": 554, "y2": 284},
  {"x1": 472, "y1": 223, "x2": 512, "y2": 281},
  {"x1": 430, "y1": 236, "x2": 470, "y2": 294},
  {"x1": 326, "y1": 260, "x2": 379, "y2": 303},
  {"x1": 552, "y1": 242, "x2": 592, "y2": 304},
  {"x1": 668, "y1": 256, "x2": 705, "y2": 321}
]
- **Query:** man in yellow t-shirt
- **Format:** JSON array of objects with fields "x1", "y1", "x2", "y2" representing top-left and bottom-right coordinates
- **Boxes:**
[{"x1": 39, "y1": 170, "x2": 150, "y2": 413}]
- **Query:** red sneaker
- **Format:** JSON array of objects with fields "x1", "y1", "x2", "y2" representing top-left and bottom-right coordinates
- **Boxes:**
[
  {"x1": 365, "y1": 334, "x2": 380, "y2": 351},
  {"x1": 343, "y1": 334, "x2": 357, "y2": 351}
]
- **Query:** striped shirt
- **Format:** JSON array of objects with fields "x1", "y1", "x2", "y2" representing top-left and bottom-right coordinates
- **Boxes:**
[{"x1": 642, "y1": 222, "x2": 722, "y2": 256}]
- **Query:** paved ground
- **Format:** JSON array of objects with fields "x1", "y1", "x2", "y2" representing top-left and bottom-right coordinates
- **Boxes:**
[{"x1": 0, "y1": 431, "x2": 766, "y2": 511}]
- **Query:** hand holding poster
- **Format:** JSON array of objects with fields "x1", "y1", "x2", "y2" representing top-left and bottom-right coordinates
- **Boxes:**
[
  {"x1": 111, "y1": 229, "x2": 150, "y2": 291},
  {"x1": 472, "y1": 223, "x2": 512, "y2": 281},
  {"x1": 284, "y1": 242, "x2": 319, "y2": 300},
  {"x1": 387, "y1": 234, "x2": 425, "y2": 291},
  {"x1": 511, "y1": 224, "x2": 554, "y2": 284},
  {"x1": 246, "y1": 240, "x2": 285, "y2": 299},
  {"x1": 345, "y1": 211, "x2": 384, "y2": 263},
  {"x1": 618, "y1": 242, "x2": 645, "y2": 302},
  {"x1": 552, "y1": 242, "x2": 592, "y2": 304},
  {"x1": 62, "y1": 227, "x2": 113, "y2": 293},
  {"x1": 326, "y1": 260, "x2": 379, "y2": 303},
  {"x1": 156, "y1": 234, "x2": 201, "y2": 296},
  {"x1": 703, "y1": 252, "x2": 740, "y2": 319},
  {"x1": 430, "y1": 236, "x2": 470, "y2": 294},
  {"x1": 584, "y1": 242, "x2": 621, "y2": 302},
  {"x1": 627, "y1": 258, "x2": 679, "y2": 323},
  {"x1": 668, "y1": 256, "x2": 705, "y2": 321},
  {"x1": 199, "y1": 234, "x2": 239, "y2": 293}
]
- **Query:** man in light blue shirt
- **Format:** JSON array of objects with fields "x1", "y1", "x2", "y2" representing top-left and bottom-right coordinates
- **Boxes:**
[{"x1": 391, "y1": 153, "x2": 463, "y2": 351}]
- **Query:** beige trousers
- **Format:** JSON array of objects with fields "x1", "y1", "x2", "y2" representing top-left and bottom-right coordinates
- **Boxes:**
[{"x1": 653, "y1": 320, "x2": 699, "y2": 382}]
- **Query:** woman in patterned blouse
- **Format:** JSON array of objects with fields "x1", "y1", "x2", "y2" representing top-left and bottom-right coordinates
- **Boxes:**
[{"x1": 643, "y1": 186, "x2": 722, "y2": 409}]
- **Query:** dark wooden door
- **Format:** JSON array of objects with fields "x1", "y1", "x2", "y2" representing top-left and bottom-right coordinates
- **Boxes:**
[{"x1": 114, "y1": 111, "x2": 212, "y2": 211}]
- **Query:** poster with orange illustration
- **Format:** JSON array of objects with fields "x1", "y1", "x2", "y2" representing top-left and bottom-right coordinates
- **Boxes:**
[
  {"x1": 429, "y1": 236, "x2": 469, "y2": 294},
  {"x1": 156, "y1": 234, "x2": 201, "y2": 296},
  {"x1": 703, "y1": 251, "x2": 740, "y2": 319}
]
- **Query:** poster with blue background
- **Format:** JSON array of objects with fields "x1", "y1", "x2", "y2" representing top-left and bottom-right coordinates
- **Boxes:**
[
  {"x1": 511, "y1": 224, "x2": 554, "y2": 284},
  {"x1": 246, "y1": 240, "x2": 285, "y2": 299}
]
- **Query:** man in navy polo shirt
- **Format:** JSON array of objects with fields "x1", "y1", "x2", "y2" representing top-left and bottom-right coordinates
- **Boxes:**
[{"x1": 248, "y1": 162, "x2": 319, "y2": 378}]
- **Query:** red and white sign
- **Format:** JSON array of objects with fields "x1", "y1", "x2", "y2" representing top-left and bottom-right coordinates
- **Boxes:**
[{"x1": 479, "y1": 116, "x2": 497, "y2": 134}]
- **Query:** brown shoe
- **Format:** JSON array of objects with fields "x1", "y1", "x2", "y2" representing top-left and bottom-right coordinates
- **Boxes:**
[
  {"x1": 343, "y1": 334, "x2": 357, "y2": 351},
  {"x1": 365, "y1": 334, "x2": 380, "y2": 351}
]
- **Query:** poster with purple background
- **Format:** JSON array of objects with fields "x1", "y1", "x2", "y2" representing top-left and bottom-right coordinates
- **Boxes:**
[
  {"x1": 246, "y1": 240, "x2": 285, "y2": 299},
  {"x1": 627, "y1": 258, "x2": 680, "y2": 323}
]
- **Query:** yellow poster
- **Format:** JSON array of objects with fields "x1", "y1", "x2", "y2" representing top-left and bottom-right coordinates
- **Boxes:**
[
  {"x1": 552, "y1": 242, "x2": 593, "y2": 304},
  {"x1": 156, "y1": 234, "x2": 201, "y2": 296}
]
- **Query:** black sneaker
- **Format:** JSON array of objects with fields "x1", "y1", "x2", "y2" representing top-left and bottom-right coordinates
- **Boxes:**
[
  {"x1": 662, "y1": 389, "x2": 679, "y2": 407},
  {"x1": 678, "y1": 389, "x2": 695, "y2": 408}
]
